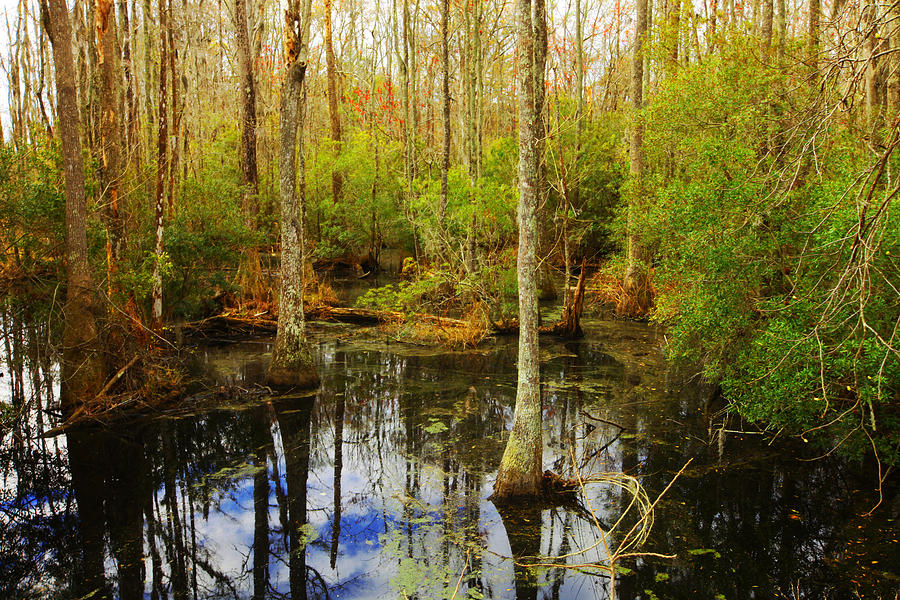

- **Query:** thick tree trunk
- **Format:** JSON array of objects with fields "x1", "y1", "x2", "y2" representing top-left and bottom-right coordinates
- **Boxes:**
[
  {"x1": 267, "y1": 0, "x2": 319, "y2": 389},
  {"x1": 621, "y1": 0, "x2": 652, "y2": 316},
  {"x1": 492, "y1": 0, "x2": 545, "y2": 501},
  {"x1": 234, "y1": 0, "x2": 264, "y2": 300},
  {"x1": 42, "y1": 0, "x2": 106, "y2": 413}
]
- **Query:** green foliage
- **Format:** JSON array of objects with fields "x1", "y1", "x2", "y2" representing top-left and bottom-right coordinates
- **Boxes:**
[
  {"x1": 633, "y1": 40, "x2": 900, "y2": 465},
  {"x1": 307, "y1": 130, "x2": 406, "y2": 258},
  {"x1": 0, "y1": 138, "x2": 66, "y2": 273}
]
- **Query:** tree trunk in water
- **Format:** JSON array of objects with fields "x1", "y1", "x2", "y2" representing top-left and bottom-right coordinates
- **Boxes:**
[
  {"x1": 95, "y1": 0, "x2": 125, "y2": 298},
  {"x1": 234, "y1": 0, "x2": 264, "y2": 300},
  {"x1": 42, "y1": 0, "x2": 106, "y2": 413},
  {"x1": 621, "y1": 0, "x2": 651, "y2": 316},
  {"x1": 492, "y1": 0, "x2": 544, "y2": 501},
  {"x1": 267, "y1": 0, "x2": 319, "y2": 389}
]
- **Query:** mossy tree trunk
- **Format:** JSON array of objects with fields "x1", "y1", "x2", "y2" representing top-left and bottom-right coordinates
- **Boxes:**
[
  {"x1": 492, "y1": 0, "x2": 546, "y2": 501},
  {"x1": 267, "y1": 0, "x2": 319, "y2": 389},
  {"x1": 42, "y1": 0, "x2": 106, "y2": 413}
]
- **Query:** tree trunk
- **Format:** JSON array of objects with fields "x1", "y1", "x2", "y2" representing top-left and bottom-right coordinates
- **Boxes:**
[
  {"x1": 620, "y1": 0, "x2": 652, "y2": 316},
  {"x1": 324, "y1": 0, "x2": 343, "y2": 204},
  {"x1": 439, "y1": 0, "x2": 450, "y2": 225},
  {"x1": 761, "y1": 0, "x2": 773, "y2": 56},
  {"x1": 234, "y1": 0, "x2": 264, "y2": 300},
  {"x1": 95, "y1": 0, "x2": 125, "y2": 297},
  {"x1": 42, "y1": 0, "x2": 106, "y2": 413},
  {"x1": 808, "y1": 0, "x2": 820, "y2": 71},
  {"x1": 151, "y1": 0, "x2": 168, "y2": 330},
  {"x1": 492, "y1": 0, "x2": 545, "y2": 501},
  {"x1": 864, "y1": 0, "x2": 879, "y2": 128},
  {"x1": 267, "y1": 0, "x2": 319, "y2": 389}
]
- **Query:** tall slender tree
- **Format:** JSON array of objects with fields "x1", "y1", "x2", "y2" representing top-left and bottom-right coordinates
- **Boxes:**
[
  {"x1": 234, "y1": 0, "x2": 264, "y2": 299},
  {"x1": 620, "y1": 0, "x2": 650, "y2": 315},
  {"x1": 95, "y1": 0, "x2": 125, "y2": 296},
  {"x1": 151, "y1": 0, "x2": 169, "y2": 330},
  {"x1": 324, "y1": 0, "x2": 343, "y2": 204},
  {"x1": 267, "y1": 0, "x2": 319, "y2": 389}
]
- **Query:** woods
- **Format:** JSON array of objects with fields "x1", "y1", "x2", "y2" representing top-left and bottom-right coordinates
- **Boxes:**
[{"x1": 1, "y1": 0, "x2": 898, "y2": 474}]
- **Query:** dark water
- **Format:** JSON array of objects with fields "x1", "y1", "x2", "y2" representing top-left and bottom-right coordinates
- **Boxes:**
[{"x1": 1, "y1": 312, "x2": 898, "y2": 600}]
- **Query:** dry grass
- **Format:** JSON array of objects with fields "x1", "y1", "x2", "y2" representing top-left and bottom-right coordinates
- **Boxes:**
[{"x1": 589, "y1": 266, "x2": 657, "y2": 319}]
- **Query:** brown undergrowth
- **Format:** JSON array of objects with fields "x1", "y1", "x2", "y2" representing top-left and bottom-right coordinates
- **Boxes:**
[{"x1": 589, "y1": 263, "x2": 657, "y2": 319}]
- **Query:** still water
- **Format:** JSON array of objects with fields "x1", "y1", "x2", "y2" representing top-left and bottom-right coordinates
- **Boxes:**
[{"x1": 1, "y1": 314, "x2": 897, "y2": 599}]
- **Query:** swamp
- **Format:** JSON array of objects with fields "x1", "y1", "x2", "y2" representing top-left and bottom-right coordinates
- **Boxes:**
[
  {"x1": 2, "y1": 0, "x2": 900, "y2": 594},
  {"x1": 1, "y1": 294, "x2": 898, "y2": 599}
]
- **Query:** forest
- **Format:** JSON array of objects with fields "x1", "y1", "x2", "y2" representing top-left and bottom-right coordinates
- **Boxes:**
[{"x1": 0, "y1": 0, "x2": 898, "y2": 594}]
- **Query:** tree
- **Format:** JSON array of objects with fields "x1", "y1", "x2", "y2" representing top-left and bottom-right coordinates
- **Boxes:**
[
  {"x1": 151, "y1": 0, "x2": 169, "y2": 330},
  {"x1": 324, "y1": 0, "x2": 343, "y2": 204},
  {"x1": 234, "y1": 0, "x2": 264, "y2": 300},
  {"x1": 620, "y1": 0, "x2": 650, "y2": 315},
  {"x1": 492, "y1": 0, "x2": 547, "y2": 500},
  {"x1": 95, "y1": 0, "x2": 125, "y2": 296},
  {"x1": 267, "y1": 0, "x2": 319, "y2": 389},
  {"x1": 41, "y1": 0, "x2": 106, "y2": 412}
]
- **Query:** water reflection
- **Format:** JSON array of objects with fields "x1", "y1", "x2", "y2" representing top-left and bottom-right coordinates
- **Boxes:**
[{"x1": 1, "y1": 315, "x2": 897, "y2": 599}]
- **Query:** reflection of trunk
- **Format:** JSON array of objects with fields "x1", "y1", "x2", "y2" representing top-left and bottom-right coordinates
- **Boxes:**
[
  {"x1": 330, "y1": 395, "x2": 345, "y2": 569},
  {"x1": 145, "y1": 491, "x2": 166, "y2": 600},
  {"x1": 252, "y1": 406, "x2": 271, "y2": 600},
  {"x1": 274, "y1": 397, "x2": 314, "y2": 600},
  {"x1": 494, "y1": 502, "x2": 542, "y2": 600},
  {"x1": 162, "y1": 424, "x2": 189, "y2": 600},
  {"x1": 67, "y1": 432, "x2": 112, "y2": 599},
  {"x1": 107, "y1": 432, "x2": 147, "y2": 600}
]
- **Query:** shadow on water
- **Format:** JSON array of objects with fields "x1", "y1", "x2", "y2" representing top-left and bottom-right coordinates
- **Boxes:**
[{"x1": 1, "y1": 309, "x2": 898, "y2": 599}]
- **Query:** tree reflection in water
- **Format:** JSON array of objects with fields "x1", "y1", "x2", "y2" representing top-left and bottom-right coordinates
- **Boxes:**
[{"x1": 0, "y1": 315, "x2": 897, "y2": 599}]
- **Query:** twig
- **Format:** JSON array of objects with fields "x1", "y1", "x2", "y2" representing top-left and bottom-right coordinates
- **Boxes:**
[{"x1": 449, "y1": 550, "x2": 470, "y2": 600}]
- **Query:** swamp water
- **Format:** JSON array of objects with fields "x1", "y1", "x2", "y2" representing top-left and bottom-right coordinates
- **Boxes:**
[{"x1": 1, "y1": 316, "x2": 898, "y2": 599}]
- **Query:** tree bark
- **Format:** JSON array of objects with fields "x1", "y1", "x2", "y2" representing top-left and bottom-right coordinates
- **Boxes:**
[
  {"x1": 492, "y1": 0, "x2": 545, "y2": 501},
  {"x1": 95, "y1": 0, "x2": 125, "y2": 297},
  {"x1": 620, "y1": 0, "x2": 652, "y2": 316},
  {"x1": 42, "y1": 0, "x2": 106, "y2": 413},
  {"x1": 234, "y1": 0, "x2": 264, "y2": 300},
  {"x1": 267, "y1": 0, "x2": 319, "y2": 389},
  {"x1": 151, "y1": 0, "x2": 169, "y2": 330},
  {"x1": 808, "y1": 0, "x2": 820, "y2": 71}
]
